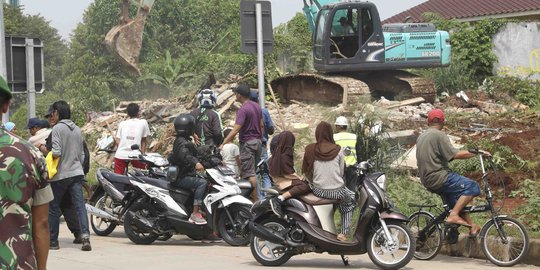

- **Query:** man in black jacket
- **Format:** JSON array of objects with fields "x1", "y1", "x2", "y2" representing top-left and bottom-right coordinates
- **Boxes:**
[
  {"x1": 190, "y1": 89, "x2": 223, "y2": 146},
  {"x1": 168, "y1": 114, "x2": 208, "y2": 225}
]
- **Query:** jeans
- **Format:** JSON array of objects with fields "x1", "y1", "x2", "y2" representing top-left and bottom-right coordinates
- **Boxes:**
[
  {"x1": 176, "y1": 176, "x2": 207, "y2": 206},
  {"x1": 49, "y1": 175, "x2": 90, "y2": 242},
  {"x1": 60, "y1": 190, "x2": 80, "y2": 236},
  {"x1": 257, "y1": 144, "x2": 272, "y2": 199},
  {"x1": 435, "y1": 172, "x2": 481, "y2": 208}
]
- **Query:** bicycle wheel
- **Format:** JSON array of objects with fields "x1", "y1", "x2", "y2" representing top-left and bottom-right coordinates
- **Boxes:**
[
  {"x1": 408, "y1": 211, "x2": 443, "y2": 260},
  {"x1": 480, "y1": 216, "x2": 529, "y2": 267}
]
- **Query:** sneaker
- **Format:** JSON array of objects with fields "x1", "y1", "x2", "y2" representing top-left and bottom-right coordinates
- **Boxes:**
[
  {"x1": 202, "y1": 233, "x2": 223, "y2": 243},
  {"x1": 81, "y1": 238, "x2": 92, "y2": 251},
  {"x1": 73, "y1": 233, "x2": 83, "y2": 244},
  {"x1": 269, "y1": 197, "x2": 283, "y2": 217},
  {"x1": 50, "y1": 241, "x2": 60, "y2": 250},
  {"x1": 188, "y1": 212, "x2": 207, "y2": 225}
]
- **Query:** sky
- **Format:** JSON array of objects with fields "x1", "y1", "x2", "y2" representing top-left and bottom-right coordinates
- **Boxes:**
[{"x1": 21, "y1": 0, "x2": 427, "y2": 41}]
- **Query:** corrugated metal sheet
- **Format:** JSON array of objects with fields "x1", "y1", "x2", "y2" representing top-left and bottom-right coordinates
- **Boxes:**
[{"x1": 383, "y1": 0, "x2": 540, "y2": 23}]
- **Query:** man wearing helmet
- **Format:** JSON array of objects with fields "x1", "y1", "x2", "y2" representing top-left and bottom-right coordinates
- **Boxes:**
[
  {"x1": 333, "y1": 116, "x2": 357, "y2": 166},
  {"x1": 190, "y1": 89, "x2": 223, "y2": 146},
  {"x1": 416, "y1": 108, "x2": 490, "y2": 237},
  {"x1": 168, "y1": 114, "x2": 209, "y2": 225}
]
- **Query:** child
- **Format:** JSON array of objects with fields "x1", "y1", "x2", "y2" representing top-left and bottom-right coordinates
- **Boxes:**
[{"x1": 220, "y1": 127, "x2": 241, "y2": 178}]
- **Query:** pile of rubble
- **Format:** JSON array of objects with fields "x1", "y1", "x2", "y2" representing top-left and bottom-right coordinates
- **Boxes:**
[{"x1": 83, "y1": 79, "x2": 533, "y2": 171}]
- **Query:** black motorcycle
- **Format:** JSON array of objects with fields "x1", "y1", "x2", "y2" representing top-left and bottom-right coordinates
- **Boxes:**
[
  {"x1": 86, "y1": 146, "x2": 172, "y2": 238},
  {"x1": 248, "y1": 160, "x2": 416, "y2": 269}
]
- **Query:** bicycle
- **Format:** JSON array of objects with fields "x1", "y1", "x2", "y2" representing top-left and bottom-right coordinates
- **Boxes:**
[{"x1": 408, "y1": 151, "x2": 529, "y2": 266}]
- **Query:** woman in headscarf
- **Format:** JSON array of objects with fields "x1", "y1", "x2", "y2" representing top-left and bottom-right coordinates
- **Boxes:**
[
  {"x1": 267, "y1": 131, "x2": 311, "y2": 217},
  {"x1": 302, "y1": 121, "x2": 356, "y2": 241}
]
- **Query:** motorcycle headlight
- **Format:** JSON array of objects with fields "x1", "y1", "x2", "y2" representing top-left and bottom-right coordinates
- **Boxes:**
[{"x1": 375, "y1": 174, "x2": 386, "y2": 190}]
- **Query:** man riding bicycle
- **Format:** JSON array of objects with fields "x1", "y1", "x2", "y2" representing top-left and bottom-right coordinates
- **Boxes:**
[{"x1": 416, "y1": 108, "x2": 491, "y2": 237}]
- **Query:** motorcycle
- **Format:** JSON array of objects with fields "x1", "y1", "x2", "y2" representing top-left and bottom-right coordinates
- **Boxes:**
[
  {"x1": 85, "y1": 145, "x2": 171, "y2": 239},
  {"x1": 248, "y1": 160, "x2": 416, "y2": 269},
  {"x1": 122, "y1": 154, "x2": 254, "y2": 246}
]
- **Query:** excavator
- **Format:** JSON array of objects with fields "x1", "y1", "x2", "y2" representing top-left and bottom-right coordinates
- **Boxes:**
[
  {"x1": 106, "y1": 0, "x2": 450, "y2": 105},
  {"x1": 105, "y1": 0, "x2": 155, "y2": 75},
  {"x1": 270, "y1": 0, "x2": 451, "y2": 106}
]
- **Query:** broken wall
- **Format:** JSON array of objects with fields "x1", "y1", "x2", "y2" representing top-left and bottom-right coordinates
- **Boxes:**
[{"x1": 493, "y1": 22, "x2": 540, "y2": 80}]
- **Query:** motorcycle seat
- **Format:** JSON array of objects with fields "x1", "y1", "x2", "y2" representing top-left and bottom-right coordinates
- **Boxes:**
[
  {"x1": 102, "y1": 171, "x2": 132, "y2": 185},
  {"x1": 139, "y1": 176, "x2": 170, "y2": 190},
  {"x1": 299, "y1": 193, "x2": 339, "y2": 205}
]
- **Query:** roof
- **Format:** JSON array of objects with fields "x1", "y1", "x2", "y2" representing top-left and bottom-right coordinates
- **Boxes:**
[{"x1": 383, "y1": 0, "x2": 540, "y2": 24}]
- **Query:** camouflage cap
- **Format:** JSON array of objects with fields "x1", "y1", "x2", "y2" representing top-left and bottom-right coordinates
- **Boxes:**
[{"x1": 0, "y1": 76, "x2": 12, "y2": 99}]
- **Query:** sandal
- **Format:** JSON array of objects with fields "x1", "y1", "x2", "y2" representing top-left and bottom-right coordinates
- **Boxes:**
[
  {"x1": 337, "y1": 233, "x2": 347, "y2": 241},
  {"x1": 469, "y1": 224, "x2": 481, "y2": 238}
]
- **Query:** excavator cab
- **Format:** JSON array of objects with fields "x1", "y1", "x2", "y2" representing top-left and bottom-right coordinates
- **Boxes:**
[
  {"x1": 104, "y1": 0, "x2": 155, "y2": 75},
  {"x1": 313, "y1": 2, "x2": 384, "y2": 72}
]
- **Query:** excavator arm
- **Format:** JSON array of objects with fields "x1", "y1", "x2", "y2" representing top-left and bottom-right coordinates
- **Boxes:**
[{"x1": 104, "y1": 0, "x2": 155, "y2": 75}]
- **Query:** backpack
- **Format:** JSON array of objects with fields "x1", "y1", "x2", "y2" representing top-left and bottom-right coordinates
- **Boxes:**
[{"x1": 82, "y1": 140, "x2": 90, "y2": 175}]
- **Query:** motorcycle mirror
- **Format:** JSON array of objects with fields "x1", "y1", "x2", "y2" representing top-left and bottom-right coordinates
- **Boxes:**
[
  {"x1": 343, "y1": 146, "x2": 352, "y2": 156},
  {"x1": 131, "y1": 144, "x2": 140, "y2": 150},
  {"x1": 167, "y1": 166, "x2": 179, "y2": 183}
]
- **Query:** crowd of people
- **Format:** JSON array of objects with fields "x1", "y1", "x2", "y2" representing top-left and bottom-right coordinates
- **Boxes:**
[{"x1": 1, "y1": 76, "x2": 491, "y2": 269}]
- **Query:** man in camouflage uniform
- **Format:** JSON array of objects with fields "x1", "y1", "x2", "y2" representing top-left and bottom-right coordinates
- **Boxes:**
[{"x1": 0, "y1": 76, "x2": 53, "y2": 269}]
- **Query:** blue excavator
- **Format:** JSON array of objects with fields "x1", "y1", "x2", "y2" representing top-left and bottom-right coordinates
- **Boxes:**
[{"x1": 271, "y1": 0, "x2": 451, "y2": 105}]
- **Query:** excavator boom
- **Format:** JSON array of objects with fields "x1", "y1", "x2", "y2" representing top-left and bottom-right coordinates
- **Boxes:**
[{"x1": 104, "y1": 0, "x2": 155, "y2": 75}]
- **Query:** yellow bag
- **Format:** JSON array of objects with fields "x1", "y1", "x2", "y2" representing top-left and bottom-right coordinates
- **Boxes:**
[{"x1": 45, "y1": 152, "x2": 60, "y2": 179}]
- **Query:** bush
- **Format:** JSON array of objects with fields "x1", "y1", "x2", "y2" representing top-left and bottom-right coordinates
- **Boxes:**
[
  {"x1": 511, "y1": 179, "x2": 540, "y2": 232},
  {"x1": 386, "y1": 173, "x2": 440, "y2": 216},
  {"x1": 480, "y1": 76, "x2": 540, "y2": 110}
]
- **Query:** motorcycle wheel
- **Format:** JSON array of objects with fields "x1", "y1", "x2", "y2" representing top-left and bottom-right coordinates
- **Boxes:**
[
  {"x1": 157, "y1": 233, "x2": 174, "y2": 241},
  {"x1": 250, "y1": 218, "x2": 292, "y2": 266},
  {"x1": 90, "y1": 195, "x2": 117, "y2": 236},
  {"x1": 367, "y1": 220, "x2": 415, "y2": 270},
  {"x1": 218, "y1": 204, "x2": 252, "y2": 246},
  {"x1": 123, "y1": 201, "x2": 159, "y2": 245}
]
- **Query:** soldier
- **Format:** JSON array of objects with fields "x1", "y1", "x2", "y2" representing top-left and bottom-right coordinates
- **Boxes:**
[{"x1": 0, "y1": 75, "x2": 53, "y2": 269}]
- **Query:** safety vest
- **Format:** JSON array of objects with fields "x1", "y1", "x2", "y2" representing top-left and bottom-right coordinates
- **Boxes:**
[{"x1": 334, "y1": 132, "x2": 357, "y2": 166}]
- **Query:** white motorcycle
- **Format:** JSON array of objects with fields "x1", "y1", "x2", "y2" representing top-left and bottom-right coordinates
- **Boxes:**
[{"x1": 122, "y1": 162, "x2": 253, "y2": 246}]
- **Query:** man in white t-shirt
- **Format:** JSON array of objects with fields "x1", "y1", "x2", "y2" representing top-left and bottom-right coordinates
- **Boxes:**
[{"x1": 114, "y1": 103, "x2": 150, "y2": 174}]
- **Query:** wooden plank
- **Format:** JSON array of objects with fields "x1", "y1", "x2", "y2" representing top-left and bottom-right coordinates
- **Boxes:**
[
  {"x1": 218, "y1": 98, "x2": 236, "y2": 115},
  {"x1": 385, "y1": 97, "x2": 425, "y2": 109}
]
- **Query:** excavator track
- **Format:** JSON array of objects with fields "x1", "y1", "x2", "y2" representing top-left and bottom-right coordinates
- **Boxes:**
[{"x1": 270, "y1": 71, "x2": 436, "y2": 107}]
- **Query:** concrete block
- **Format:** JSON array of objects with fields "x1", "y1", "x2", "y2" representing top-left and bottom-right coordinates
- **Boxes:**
[{"x1": 440, "y1": 235, "x2": 540, "y2": 266}]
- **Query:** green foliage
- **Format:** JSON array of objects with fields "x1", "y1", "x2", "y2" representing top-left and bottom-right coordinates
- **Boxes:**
[
  {"x1": 480, "y1": 77, "x2": 540, "y2": 110},
  {"x1": 511, "y1": 179, "x2": 540, "y2": 231},
  {"x1": 450, "y1": 138, "x2": 523, "y2": 174},
  {"x1": 269, "y1": 13, "x2": 313, "y2": 78},
  {"x1": 386, "y1": 174, "x2": 440, "y2": 216},
  {"x1": 352, "y1": 107, "x2": 391, "y2": 170},
  {"x1": 418, "y1": 62, "x2": 478, "y2": 95},
  {"x1": 420, "y1": 13, "x2": 509, "y2": 94}
]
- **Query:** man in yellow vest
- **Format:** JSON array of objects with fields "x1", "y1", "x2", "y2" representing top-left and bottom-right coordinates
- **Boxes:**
[{"x1": 333, "y1": 116, "x2": 357, "y2": 166}]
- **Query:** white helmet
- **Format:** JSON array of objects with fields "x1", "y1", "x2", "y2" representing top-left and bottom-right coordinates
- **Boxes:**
[
  {"x1": 198, "y1": 89, "x2": 217, "y2": 108},
  {"x1": 334, "y1": 116, "x2": 348, "y2": 126}
]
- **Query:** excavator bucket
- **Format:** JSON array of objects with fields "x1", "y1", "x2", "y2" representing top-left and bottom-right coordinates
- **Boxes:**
[{"x1": 104, "y1": 0, "x2": 155, "y2": 75}]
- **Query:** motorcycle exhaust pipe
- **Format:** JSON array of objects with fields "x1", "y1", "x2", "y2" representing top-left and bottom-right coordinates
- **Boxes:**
[
  {"x1": 85, "y1": 204, "x2": 119, "y2": 222},
  {"x1": 248, "y1": 221, "x2": 286, "y2": 244}
]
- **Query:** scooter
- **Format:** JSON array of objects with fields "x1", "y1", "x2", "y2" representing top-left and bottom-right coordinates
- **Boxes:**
[
  {"x1": 85, "y1": 146, "x2": 171, "y2": 238},
  {"x1": 248, "y1": 160, "x2": 416, "y2": 269},
  {"x1": 122, "y1": 159, "x2": 253, "y2": 246}
]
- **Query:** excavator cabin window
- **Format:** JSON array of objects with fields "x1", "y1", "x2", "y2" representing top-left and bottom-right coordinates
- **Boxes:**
[{"x1": 330, "y1": 8, "x2": 359, "y2": 59}]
